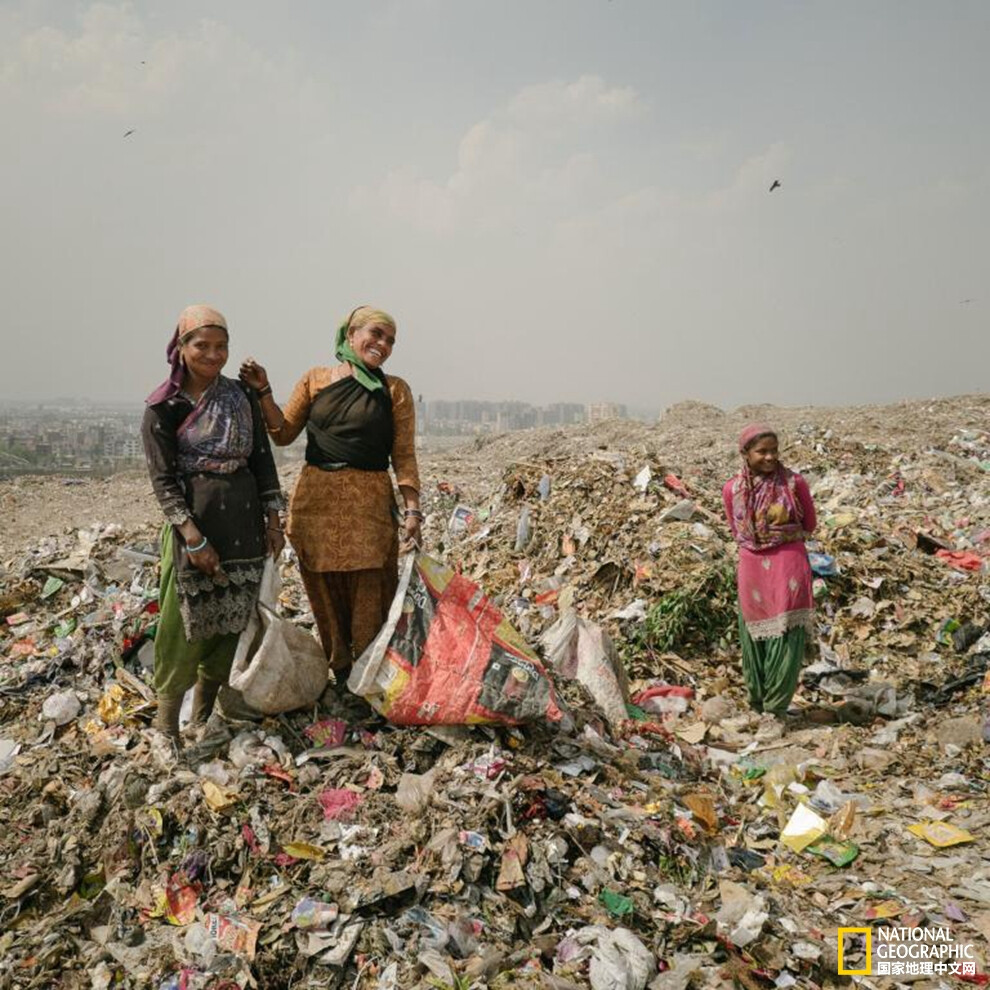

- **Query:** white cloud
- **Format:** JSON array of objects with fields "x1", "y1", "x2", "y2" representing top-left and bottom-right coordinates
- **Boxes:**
[
  {"x1": 371, "y1": 169, "x2": 458, "y2": 236},
  {"x1": 557, "y1": 139, "x2": 794, "y2": 237},
  {"x1": 352, "y1": 74, "x2": 643, "y2": 235},
  {"x1": 506, "y1": 74, "x2": 643, "y2": 126},
  {"x1": 0, "y1": 3, "x2": 306, "y2": 120}
]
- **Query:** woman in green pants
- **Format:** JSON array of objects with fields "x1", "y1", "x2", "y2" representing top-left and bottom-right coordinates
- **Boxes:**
[
  {"x1": 722, "y1": 424, "x2": 817, "y2": 729},
  {"x1": 142, "y1": 305, "x2": 284, "y2": 744}
]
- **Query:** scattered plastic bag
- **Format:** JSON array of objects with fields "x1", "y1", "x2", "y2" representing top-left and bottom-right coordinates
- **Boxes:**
[
  {"x1": 41, "y1": 690, "x2": 80, "y2": 726},
  {"x1": 936, "y1": 549, "x2": 983, "y2": 572},
  {"x1": 540, "y1": 611, "x2": 629, "y2": 726},
  {"x1": 633, "y1": 683, "x2": 693, "y2": 718},
  {"x1": 395, "y1": 771, "x2": 435, "y2": 814},
  {"x1": 291, "y1": 898, "x2": 340, "y2": 930},
  {"x1": 658, "y1": 499, "x2": 697, "y2": 523},
  {"x1": 0, "y1": 738, "x2": 21, "y2": 775},
  {"x1": 563, "y1": 925, "x2": 656, "y2": 990}
]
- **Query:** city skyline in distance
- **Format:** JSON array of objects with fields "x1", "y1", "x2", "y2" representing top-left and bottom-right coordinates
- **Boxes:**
[{"x1": 1, "y1": 3, "x2": 987, "y2": 411}]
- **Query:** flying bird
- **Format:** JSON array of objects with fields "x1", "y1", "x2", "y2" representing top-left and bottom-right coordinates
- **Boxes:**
[
  {"x1": 123, "y1": 129, "x2": 135, "y2": 138},
  {"x1": 769, "y1": 179, "x2": 781, "y2": 192},
  {"x1": 959, "y1": 298, "x2": 974, "y2": 305}
]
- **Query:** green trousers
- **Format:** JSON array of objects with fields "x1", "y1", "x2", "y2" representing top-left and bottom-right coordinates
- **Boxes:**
[
  {"x1": 738, "y1": 612, "x2": 805, "y2": 715},
  {"x1": 154, "y1": 526, "x2": 239, "y2": 698}
]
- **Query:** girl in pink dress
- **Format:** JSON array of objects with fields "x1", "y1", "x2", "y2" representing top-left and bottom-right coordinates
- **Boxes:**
[{"x1": 722, "y1": 424, "x2": 817, "y2": 717}]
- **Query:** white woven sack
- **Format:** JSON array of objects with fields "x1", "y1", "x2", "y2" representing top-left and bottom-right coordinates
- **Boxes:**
[{"x1": 229, "y1": 558, "x2": 328, "y2": 714}]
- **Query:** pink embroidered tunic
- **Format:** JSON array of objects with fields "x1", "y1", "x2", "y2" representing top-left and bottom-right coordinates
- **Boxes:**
[{"x1": 722, "y1": 469, "x2": 817, "y2": 640}]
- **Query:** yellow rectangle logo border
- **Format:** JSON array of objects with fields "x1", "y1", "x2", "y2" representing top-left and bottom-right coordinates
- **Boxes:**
[{"x1": 838, "y1": 927, "x2": 872, "y2": 975}]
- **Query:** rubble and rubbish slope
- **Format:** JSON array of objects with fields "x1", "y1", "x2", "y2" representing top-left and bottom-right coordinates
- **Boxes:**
[{"x1": 0, "y1": 395, "x2": 988, "y2": 989}]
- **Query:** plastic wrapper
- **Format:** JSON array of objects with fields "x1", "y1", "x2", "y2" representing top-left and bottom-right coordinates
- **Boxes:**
[
  {"x1": 348, "y1": 553, "x2": 563, "y2": 726},
  {"x1": 448, "y1": 504, "x2": 476, "y2": 536},
  {"x1": 807, "y1": 552, "x2": 838, "y2": 576},
  {"x1": 906, "y1": 821, "x2": 975, "y2": 847},
  {"x1": 205, "y1": 913, "x2": 260, "y2": 961},
  {"x1": 806, "y1": 837, "x2": 860, "y2": 866},
  {"x1": 780, "y1": 804, "x2": 828, "y2": 852}
]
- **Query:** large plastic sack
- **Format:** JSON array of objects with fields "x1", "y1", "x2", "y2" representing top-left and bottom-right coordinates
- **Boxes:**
[
  {"x1": 348, "y1": 553, "x2": 563, "y2": 726},
  {"x1": 229, "y1": 559, "x2": 328, "y2": 714},
  {"x1": 540, "y1": 611, "x2": 630, "y2": 727}
]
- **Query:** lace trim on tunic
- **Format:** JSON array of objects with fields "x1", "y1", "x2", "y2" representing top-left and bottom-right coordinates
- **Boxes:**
[
  {"x1": 176, "y1": 557, "x2": 265, "y2": 640},
  {"x1": 179, "y1": 582, "x2": 261, "y2": 640},
  {"x1": 164, "y1": 506, "x2": 192, "y2": 527},
  {"x1": 178, "y1": 558, "x2": 266, "y2": 596},
  {"x1": 260, "y1": 490, "x2": 288, "y2": 514},
  {"x1": 744, "y1": 608, "x2": 815, "y2": 642}
]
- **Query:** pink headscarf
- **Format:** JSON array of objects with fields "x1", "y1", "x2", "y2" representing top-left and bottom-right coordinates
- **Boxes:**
[
  {"x1": 146, "y1": 305, "x2": 228, "y2": 406},
  {"x1": 729, "y1": 423, "x2": 804, "y2": 549},
  {"x1": 738, "y1": 422, "x2": 776, "y2": 453}
]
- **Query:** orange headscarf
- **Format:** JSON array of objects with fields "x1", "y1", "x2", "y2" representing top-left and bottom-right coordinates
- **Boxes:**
[{"x1": 146, "y1": 305, "x2": 227, "y2": 405}]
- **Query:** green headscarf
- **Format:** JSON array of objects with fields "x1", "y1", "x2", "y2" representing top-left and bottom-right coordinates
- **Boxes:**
[{"x1": 334, "y1": 307, "x2": 395, "y2": 392}]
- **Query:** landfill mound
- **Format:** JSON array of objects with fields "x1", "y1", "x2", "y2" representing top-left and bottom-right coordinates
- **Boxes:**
[{"x1": 1, "y1": 394, "x2": 989, "y2": 989}]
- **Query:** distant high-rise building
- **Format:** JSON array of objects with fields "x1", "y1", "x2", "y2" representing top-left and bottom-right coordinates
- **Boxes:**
[{"x1": 586, "y1": 402, "x2": 628, "y2": 424}]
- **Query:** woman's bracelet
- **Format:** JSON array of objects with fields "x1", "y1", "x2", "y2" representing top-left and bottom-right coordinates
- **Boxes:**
[
  {"x1": 186, "y1": 536, "x2": 208, "y2": 553},
  {"x1": 256, "y1": 384, "x2": 273, "y2": 398},
  {"x1": 404, "y1": 509, "x2": 424, "y2": 520}
]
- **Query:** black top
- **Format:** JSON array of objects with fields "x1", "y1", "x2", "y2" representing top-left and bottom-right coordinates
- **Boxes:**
[{"x1": 305, "y1": 373, "x2": 394, "y2": 472}]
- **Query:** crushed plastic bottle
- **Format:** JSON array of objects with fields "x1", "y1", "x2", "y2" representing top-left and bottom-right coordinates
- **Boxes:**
[
  {"x1": 183, "y1": 921, "x2": 217, "y2": 967},
  {"x1": 514, "y1": 504, "x2": 532, "y2": 551},
  {"x1": 291, "y1": 897, "x2": 339, "y2": 930}
]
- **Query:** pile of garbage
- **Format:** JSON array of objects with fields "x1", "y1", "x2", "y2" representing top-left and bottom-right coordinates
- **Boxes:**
[
  {"x1": 0, "y1": 395, "x2": 989, "y2": 989},
  {"x1": 425, "y1": 397, "x2": 990, "y2": 690}
]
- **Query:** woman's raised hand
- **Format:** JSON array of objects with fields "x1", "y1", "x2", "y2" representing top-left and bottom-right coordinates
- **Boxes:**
[{"x1": 239, "y1": 357, "x2": 269, "y2": 391}]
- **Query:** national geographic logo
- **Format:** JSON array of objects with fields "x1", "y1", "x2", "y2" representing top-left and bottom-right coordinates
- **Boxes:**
[
  {"x1": 838, "y1": 926, "x2": 977, "y2": 977},
  {"x1": 837, "y1": 928, "x2": 871, "y2": 976}
]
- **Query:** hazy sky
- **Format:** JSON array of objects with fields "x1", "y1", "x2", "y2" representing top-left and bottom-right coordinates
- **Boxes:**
[{"x1": 2, "y1": 1, "x2": 987, "y2": 414}]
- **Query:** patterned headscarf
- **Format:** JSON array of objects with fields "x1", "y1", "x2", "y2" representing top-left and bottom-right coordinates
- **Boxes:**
[
  {"x1": 729, "y1": 425, "x2": 805, "y2": 550},
  {"x1": 738, "y1": 422, "x2": 776, "y2": 453},
  {"x1": 334, "y1": 306, "x2": 396, "y2": 392},
  {"x1": 146, "y1": 305, "x2": 228, "y2": 405}
]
